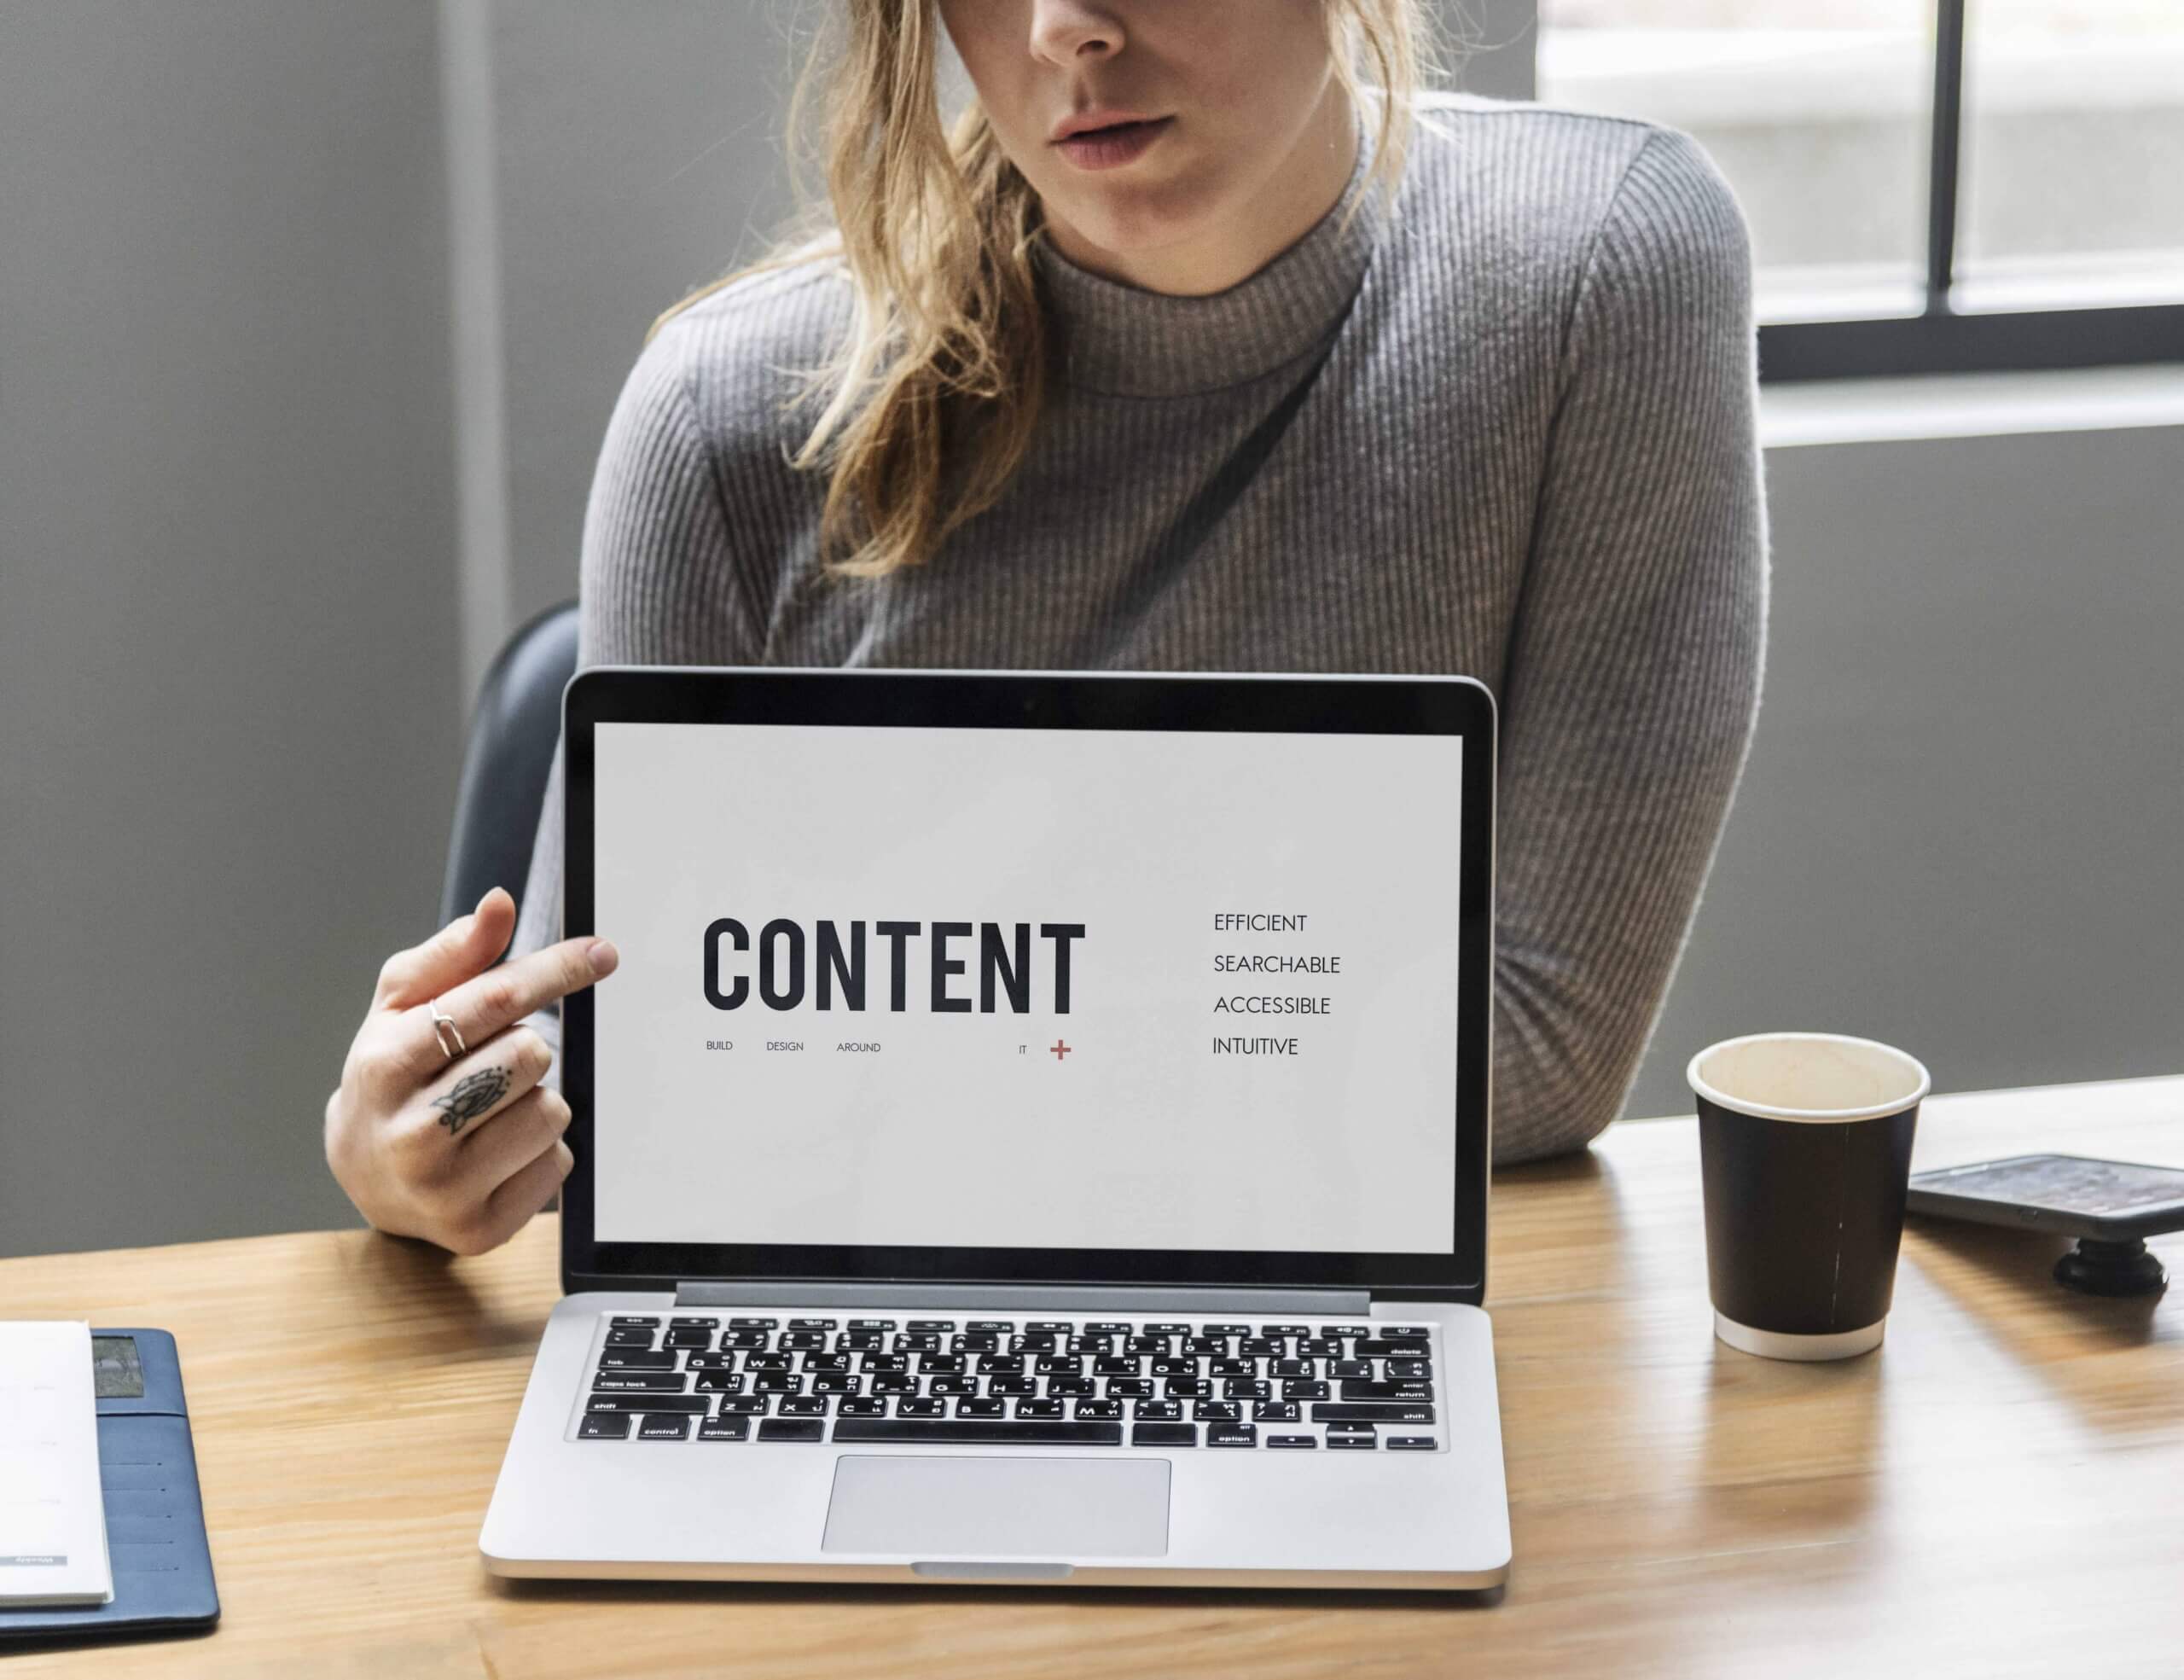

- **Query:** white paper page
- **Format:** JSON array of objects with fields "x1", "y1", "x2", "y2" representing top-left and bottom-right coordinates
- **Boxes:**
[{"x1": 0, "y1": 1320, "x2": 114, "y2": 1606}]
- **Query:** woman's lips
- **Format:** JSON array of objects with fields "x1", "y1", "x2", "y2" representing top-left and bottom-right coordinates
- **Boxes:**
[{"x1": 1054, "y1": 116, "x2": 1173, "y2": 171}]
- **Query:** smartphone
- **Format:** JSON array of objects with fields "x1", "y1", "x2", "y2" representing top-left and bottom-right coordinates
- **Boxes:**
[{"x1": 1907, "y1": 1153, "x2": 2184, "y2": 1241}]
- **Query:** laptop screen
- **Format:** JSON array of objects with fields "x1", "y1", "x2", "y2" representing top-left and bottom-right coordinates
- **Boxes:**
[{"x1": 586, "y1": 713, "x2": 1467, "y2": 1259}]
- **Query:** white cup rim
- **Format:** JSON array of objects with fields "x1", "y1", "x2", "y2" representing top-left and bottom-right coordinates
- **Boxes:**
[{"x1": 1687, "y1": 1032, "x2": 1931, "y2": 1124}]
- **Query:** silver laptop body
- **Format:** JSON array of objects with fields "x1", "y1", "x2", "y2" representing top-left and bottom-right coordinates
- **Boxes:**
[{"x1": 480, "y1": 667, "x2": 1511, "y2": 1590}]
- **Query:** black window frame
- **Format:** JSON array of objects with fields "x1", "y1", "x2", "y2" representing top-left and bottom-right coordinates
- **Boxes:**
[{"x1": 1729, "y1": 0, "x2": 2184, "y2": 382}]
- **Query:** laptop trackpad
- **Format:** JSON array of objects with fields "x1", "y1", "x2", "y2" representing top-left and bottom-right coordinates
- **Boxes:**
[{"x1": 822, "y1": 1456, "x2": 1170, "y2": 1559}]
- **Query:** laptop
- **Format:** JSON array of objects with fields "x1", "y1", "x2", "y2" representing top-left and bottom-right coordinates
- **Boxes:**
[{"x1": 479, "y1": 666, "x2": 1510, "y2": 1590}]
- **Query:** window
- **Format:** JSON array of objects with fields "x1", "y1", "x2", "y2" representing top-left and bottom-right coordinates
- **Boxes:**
[{"x1": 1535, "y1": 0, "x2": 2184, "y2": 380}]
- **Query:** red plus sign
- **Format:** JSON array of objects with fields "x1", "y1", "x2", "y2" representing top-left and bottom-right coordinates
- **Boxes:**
[{"x1": 1049, "y1": 1040, "x2": 1072, "y2": 1061}]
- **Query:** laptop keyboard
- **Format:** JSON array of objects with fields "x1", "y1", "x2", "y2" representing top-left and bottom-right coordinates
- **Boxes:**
[{"x1": 572, "y1": 1314, "x2": 1443, "y2": 1451}]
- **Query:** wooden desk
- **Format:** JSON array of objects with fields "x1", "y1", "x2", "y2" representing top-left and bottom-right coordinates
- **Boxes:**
[{"x1": 5, "y1": 1077, "x2": 2181, "y2": 1677}]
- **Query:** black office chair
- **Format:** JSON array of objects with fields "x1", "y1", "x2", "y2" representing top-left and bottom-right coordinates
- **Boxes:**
[{"x1": 439, "y1": 598, "x2": 579, "y2": 933}]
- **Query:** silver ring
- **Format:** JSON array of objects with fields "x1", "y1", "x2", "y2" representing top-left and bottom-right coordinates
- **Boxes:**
[{"x1": 428, "y1": 997, "x2": 467, "y2": 1061}]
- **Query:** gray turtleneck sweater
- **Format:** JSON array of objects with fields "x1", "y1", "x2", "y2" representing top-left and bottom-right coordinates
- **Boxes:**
[{"x1": 507, "y1": 90, "x2": 1769, "y2": 1166}]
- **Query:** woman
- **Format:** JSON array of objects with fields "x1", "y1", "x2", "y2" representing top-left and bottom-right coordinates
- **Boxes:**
[{"x1": 326, "y1": 0, "x2": 1766, "y2": 1257}]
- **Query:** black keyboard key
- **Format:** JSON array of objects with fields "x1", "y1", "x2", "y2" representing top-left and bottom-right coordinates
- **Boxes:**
[
  {"x1": 988, "y1": 1376, "x2": 1036, "y2": 1398},
  {"x1": 1207, "y1": 1425, "x2": 1257, "y2": 1448},
  {"x1": 1211, "y1": 1360, "x2": 1256, "y2": 1380},
  {"x1": 1253, "y1": 1401, "x2": 1301, "y2": 1423},
  {"x1": 870, "y1": 1373, "x2": 915, "y2": 1394},
  {"x1": 833, "y1": 1419, "x2": 1124, "y2": 1446},
  {"x1": 1146, "y1": 1322, "x2": 1190, "y2": 1337},
  {"x1": 669, "y1": 1317, "x2": 719, "y2": 1328},
  {"x1": 745, "y1": 1352, "x2": 792, "y2": 1372},
  {"x1": 1314, "y1": 1403, "x2": 1437, "y2": 1425},
  {"x1": 692, "y1": 1373, "x2": 745, "y2": 1393},
  {"x1": 1073, "y1": 1399, "x2": 1124, "y2": 1421},
  {"x1": 839, "y1": 1334, "x2": 882, "y2": 1351},
  {"x1": 1126, "y1": 1335, "x2": 1166, "y2": 1356},
  {"x1": 778, "y1": 1396, "x2": 830, "y2": 1416},
  {"x1": 722, "y1": 1330, "x2": 770, "y2": 1352},
  {"x1": 1267, "y1": 1434, "x2": 1316, "y2": 1450},
  {"x1": 975, "y1": 1354, "x2": 1024, "y2": 1375},
  {"x1": 604, "y1": 1329, "x2": 654, "y2": 1348},
  {"x1": 1106, "y1": 1377, "x2": 1153, "y2": 1398},
  {"x1": 1134, "y1": 1400, "x2": 1183, "y2": 1421},
  {"x1": 848, "y1": 1318, "x2": 897, "y2": 1331},
  {"x1": 1093, "y1": 1356, "x2": 1139, "y2": 1377},
  {"x1": 1009, "y1": 1334, "x2": 1057, "y2": 1355},
  {"x1": 810, "y1": 1374, "x2": 859, "y2": 1395},
  {"x1": 684, "y1": 1352, "x2": 735, "y2": 1371},
  {"x1": 1321, "y1": 1324, "x2": 1371, "y2": 1338},
  {"x1": 609, "y1": 1316, "x2": 658, "y2": 1328},
  {"x1": 1086, "y1": 1321, "x2": 1131, "y2": 1335},
  {"x1": 1194, "y1": 1401, "x2": 1241, "y2": 1423},
  {"x1": 1133, "y1": 1423, "x2": 1198, "y2": 1447},
  {"x1": 1015, "y1": 1399, "x2": 1065, "y2": 1419},
  {"x1": 1150, "y1": 1357, "x2": 1198, "y2": 1378},
  {"x1": 729, "y1": 1317, "x2": 778, "y2": 1329},
  {"x1": 758, "y1": 1419, "x2": 825, "y2": 1442},
  {"x1": 788, "y1": 1317, "x2": 838, "y2": 1331},
  {"x1": 1272, "y1": 1358, "x2": 1316, "y2": 1378},
  {"x1": 1327, "y1": 1431, "x2": 1378, "y2": 1450},
  {"x1": 920, "y1": 1353, "x2": 966, "y2": 1375},
  {"x1": 1282, "y1": 1381, "x2": 1331, "y2": 1401},
  {"x1": 1027, "y1": 1320, "x2": 1072, "y2": 1334},
  {"x1": 958, "y1": 1334, "x2": 1001, "y2": 1354},
  {"x1": 1164, "y1": 1378, "x2": 1211, "y2": 1400},
  {"x1": 1388, "y1": 1436, "x2": 1438, "y2": 1450},
  {"x1": 1331, "y1": 1359, "x2": 1373, "y2": 1378},
  {"x1": 906, "y1": 1320, "x2": 956, "y2": 1333},
  {"x1": 803, "y1": 1352, "x2": 851, "y2": 1373},
  {"x1": 1185, "y1": 1336, "x2": 1227, "y2": 1356},
  {"x1": 1298, "y1": 1339, "x2": 1341, "y2": 1358},
  {"x1": 717, "y1": 1395, "x2": 768, "y2": 1416},
  {"x1": 1033, "y1": 1355, "x2": 1081, "y2": 1376},
  {"x1": 1385, "y1": 1358, "x2": 1432, "y2": 1379},
  {"x1": 1341, "y1": 1381, "x2": 1436, "y2": 1402},
  {"x1": 592, "y1": 1371, "x2": 689, "y2": 1392},
  {"x1": 861, "y1": 1352, "x2": 909, "y2": 1373},
  {"x1": 780, "y1": 1332, "x2": 826, "y2": 1352},
  {"x1": 663, "y1": 1328, "x2": 712, "y2": 1349},
  {"x1": 929, "y1": 1376, "x2": 976, "y2": 1397},
  {"x1": 752, "y1": 1373, "x2": 801, "y2": 1394},
  {"x1": 838, "y1": 1398, "x2": 887, "y2": 1417},
  {"x1": 638, "y1": 1415, "x2": 693, "y2": 1440},
  {"x1": 1388, "y1": 1327, "x2": 1433, "y2": 1338},
  {"x1": 897, "y1": 1396, "x2": 945, "y2": 1418},
  {"x1": 894, "y1": 1334, "x2": 941, "y2": 1354},
  {"x1": 1238, "y1": 1338, "x2": 1279, "y2": 1357},
  {"x1": 968, "y1": 1319, "x2": 1016, "y2": 1333},
  {"x1": 1224, "y1": 1379, "x2": 1272, "y2": 1401},
  {"x1": 1046, "y1": 1375, "x2": 1095, "y2": 1398},
  {"x1": 1353, "y1": 1339, "x2": 1431, "y2": 1357},
  {"x1": 578, "y1": 1413, "x2": 634, "y2": 1439},
  {"x1": 1259, "y1": 1324, "x2": 1308, "y2": 1338},
  {"x1": 585, "y1": 1392, "x2": 706, "y2": 1415},
  {"x1": 597, "y1": 1350, "x2": 678, "y2": 1371},
  {"x1": 697, "y1": 1416, "x2": 751, "y2": 1441},
  {"x1": 1205, "y1": 1323, "x2": 1251, "y2": 1338},
  {"x1": 956, "y1": 1398, "x2": 1006, "y2": 1418}
]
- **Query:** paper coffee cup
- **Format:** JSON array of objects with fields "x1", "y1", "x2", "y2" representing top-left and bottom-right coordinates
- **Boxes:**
[{"x1": 1687, "y1": 1032, "x2": 1931, "y2": 1361}]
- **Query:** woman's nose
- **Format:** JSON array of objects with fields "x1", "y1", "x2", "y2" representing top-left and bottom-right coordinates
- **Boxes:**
[{"x1": 1028, "y1": 0, "x2": 1124, "y2": 67}]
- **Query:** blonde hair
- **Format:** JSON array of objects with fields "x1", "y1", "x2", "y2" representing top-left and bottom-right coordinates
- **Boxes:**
[{"x1": 654, "y1": 2, "x2": 1438, "y2": 578}]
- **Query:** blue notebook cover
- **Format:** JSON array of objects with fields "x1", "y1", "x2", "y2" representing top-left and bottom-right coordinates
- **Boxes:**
[{"x1": 0, "y1": 1328, "x2": 220, "y2": 1644}]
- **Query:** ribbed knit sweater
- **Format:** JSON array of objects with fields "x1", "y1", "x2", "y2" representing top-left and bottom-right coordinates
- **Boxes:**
[{"x1": 508, "y1": 90, "x2": 1769, "y2": 1166}]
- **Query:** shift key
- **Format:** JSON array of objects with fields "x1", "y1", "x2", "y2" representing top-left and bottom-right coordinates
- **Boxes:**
[{"x1": 1312, "y1": 1402, "x2": 1436, "y2": 1425}]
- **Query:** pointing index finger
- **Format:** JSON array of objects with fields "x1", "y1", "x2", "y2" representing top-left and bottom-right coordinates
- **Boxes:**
[{"x1": 400, "y1": 936, "x2": 618, "y2": 1085}]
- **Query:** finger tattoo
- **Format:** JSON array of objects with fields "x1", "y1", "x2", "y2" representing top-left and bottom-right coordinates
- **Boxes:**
[{"x1": 433, "y1": 1067, "x2": 511, "y2": 1136}]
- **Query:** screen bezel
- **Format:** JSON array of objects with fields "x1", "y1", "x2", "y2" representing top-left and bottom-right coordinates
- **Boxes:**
[{"x1": 559, "y1": 666, "x2": 1495, "y2": 1303}]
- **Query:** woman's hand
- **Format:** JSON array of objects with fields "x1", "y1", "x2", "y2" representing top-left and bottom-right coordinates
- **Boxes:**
[{"x1": 324, "y1": 886, "x2": 619, "y2": 1256}]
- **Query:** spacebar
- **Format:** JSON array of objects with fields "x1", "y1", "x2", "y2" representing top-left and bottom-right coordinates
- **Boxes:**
[{"x1": 831, "y1": 1419, "x2": 1124, "y2": 1446}]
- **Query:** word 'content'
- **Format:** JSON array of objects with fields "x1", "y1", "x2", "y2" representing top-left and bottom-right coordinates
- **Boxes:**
[{"x1": 703, "y1": 918, "x2": 1086, "y2": 1014}]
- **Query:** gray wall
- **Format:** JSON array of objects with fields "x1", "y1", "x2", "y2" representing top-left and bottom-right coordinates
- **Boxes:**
[
  {"x1": 1625, "y1": 423, "x2": 2184, "y2": 1119},
  {"x1": 0, "y1": 3, "x2": 462, "y2": 1257},
  {"x1": 1, "y1": 3, "x2": 2173, "y2": 1261}
]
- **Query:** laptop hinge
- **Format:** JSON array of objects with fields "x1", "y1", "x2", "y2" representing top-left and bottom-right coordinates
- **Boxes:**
[{"x1": 673, "y1": 1282, "x2": 1373, "y2": 1314}]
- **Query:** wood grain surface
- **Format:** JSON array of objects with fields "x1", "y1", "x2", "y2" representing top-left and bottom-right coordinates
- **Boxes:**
[{"x1": 3, "y1": 1076, "x2": 2180, "y2": 1678}]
